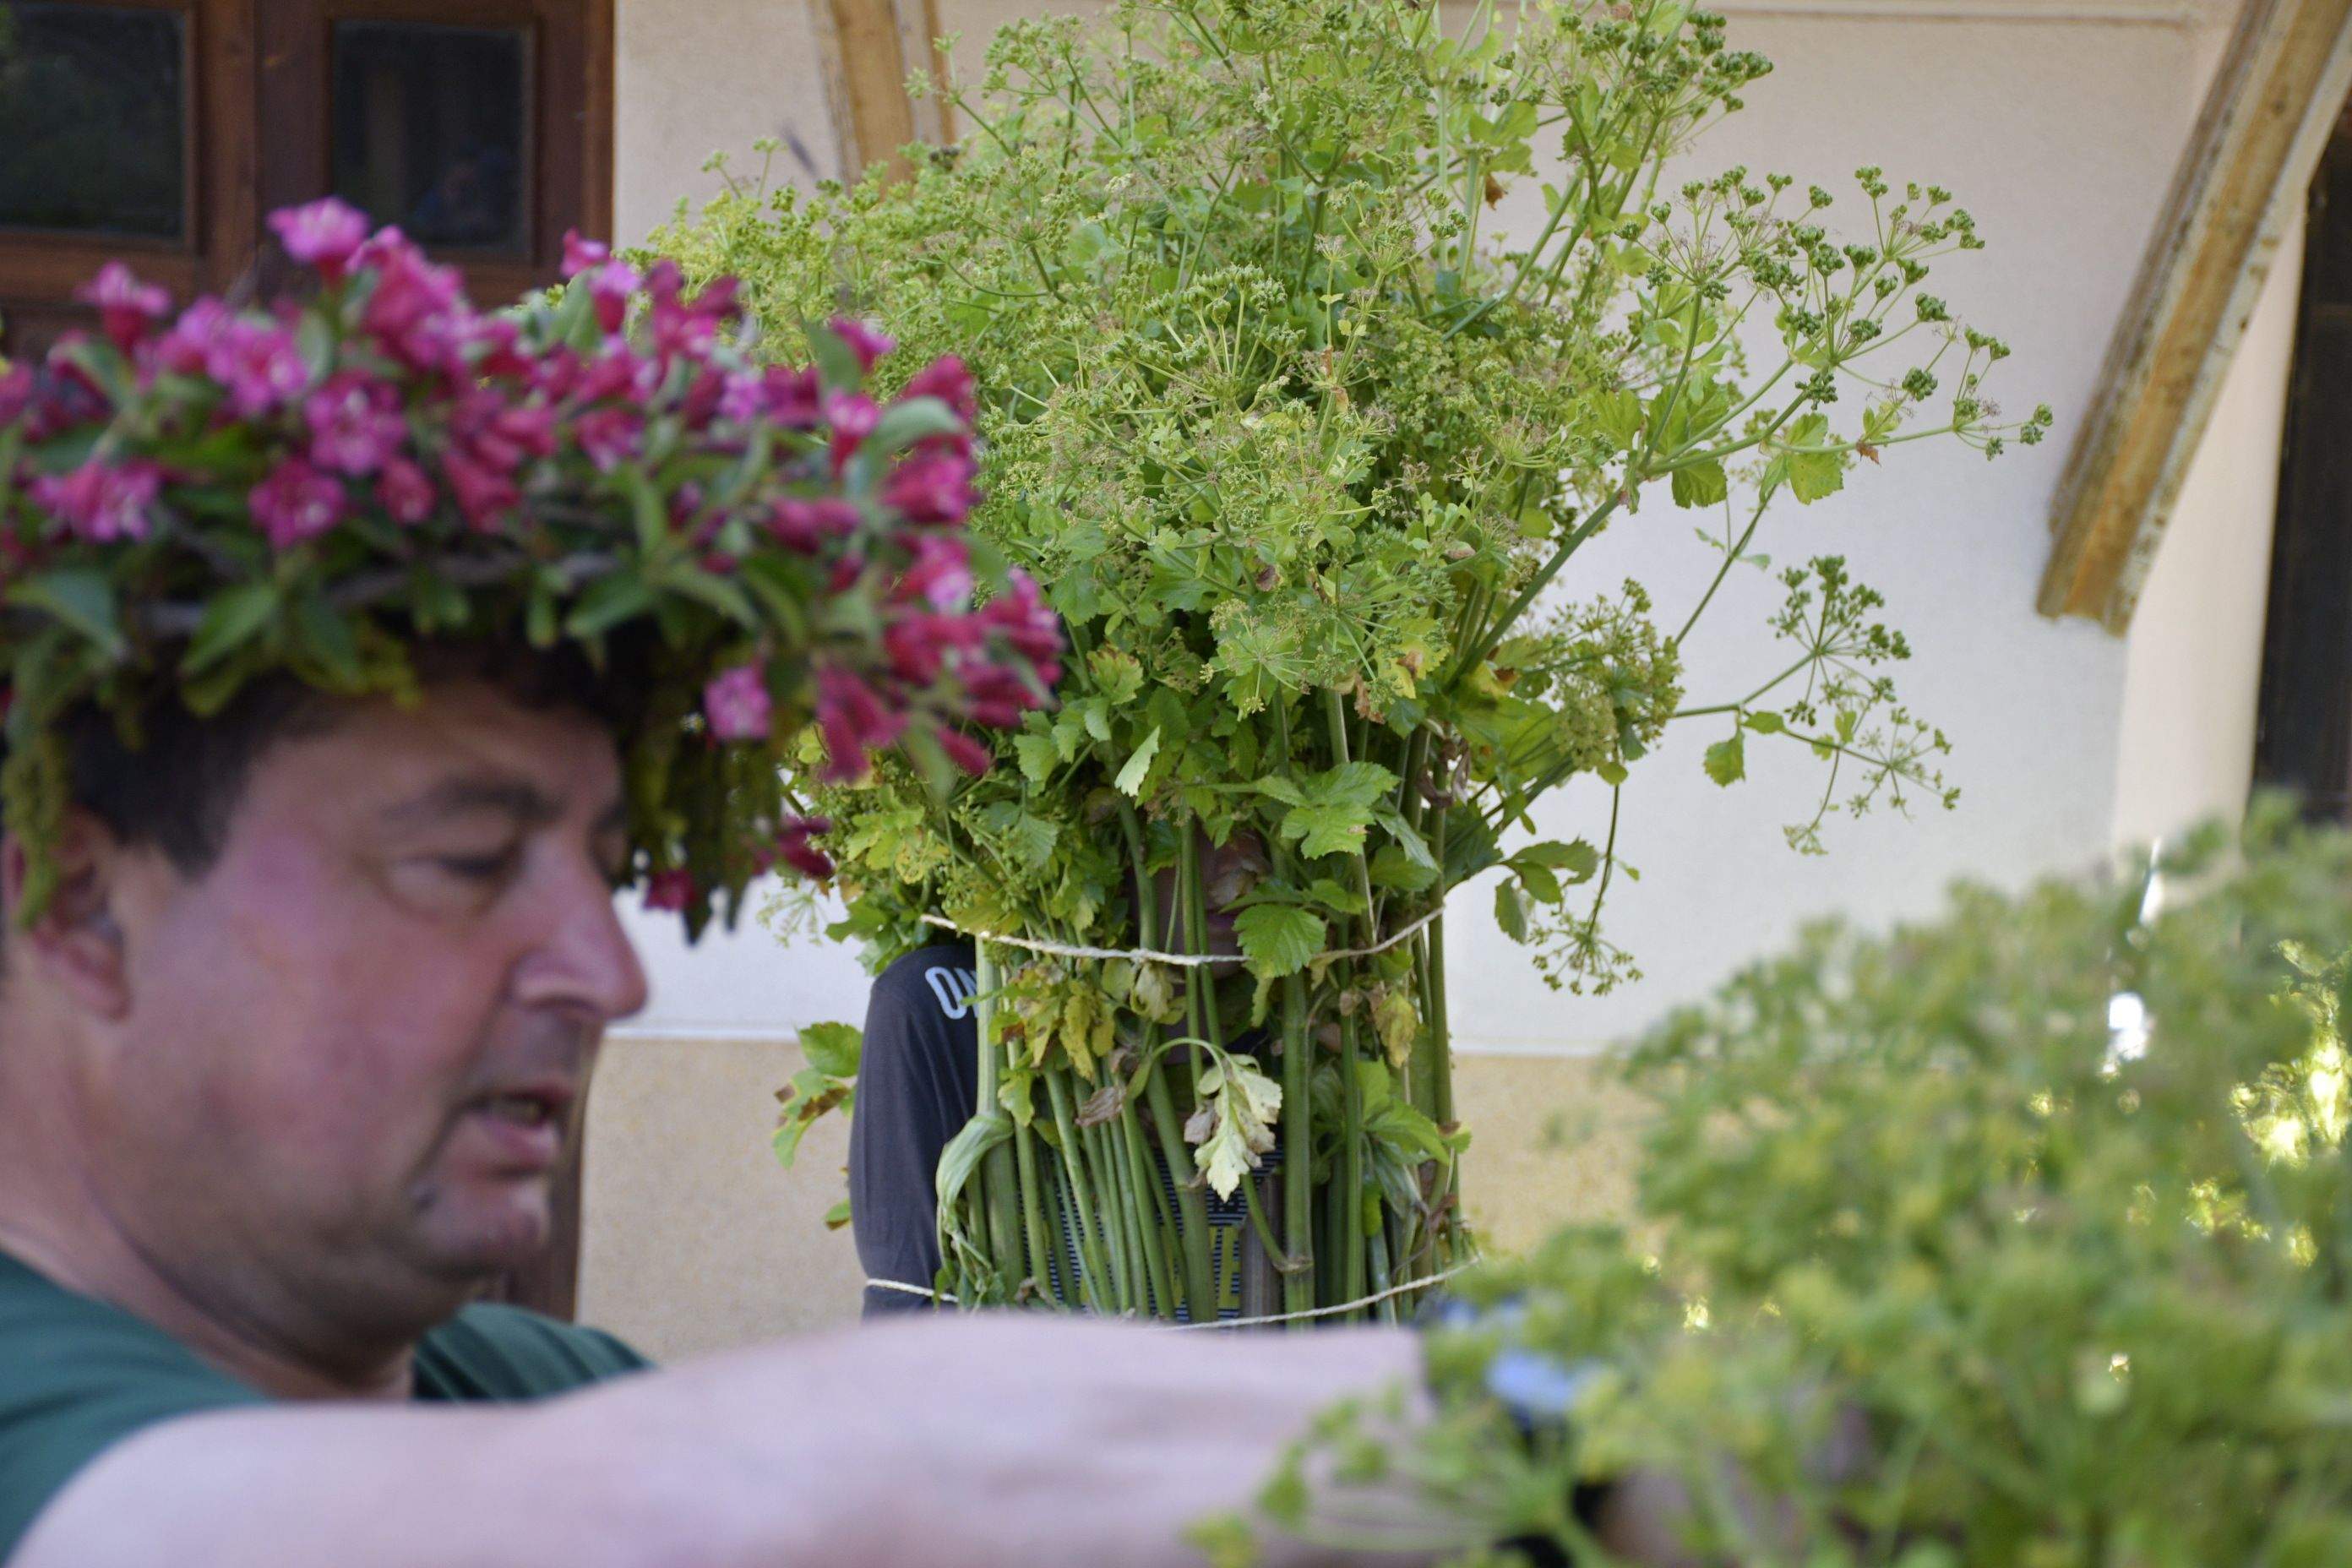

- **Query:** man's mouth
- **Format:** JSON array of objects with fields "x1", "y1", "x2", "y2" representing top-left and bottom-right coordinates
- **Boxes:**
[{"x1": 459, "y1": 1081, "x2": 577, "y2": 1172}]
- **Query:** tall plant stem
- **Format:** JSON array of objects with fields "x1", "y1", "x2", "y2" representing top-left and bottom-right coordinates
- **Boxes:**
[
  {"x1": 1428, "y1": 808, "x2": 1460, "y2": 1264},
  {"x1": 1012, "y1": 1116, "x2": 1063, "y2": 1306},
  {"x1": 973, "y1": 946, "x2": 1027, "y2": 1290},
  {"x1": 1046, "y1": 1072, "x2": 1116, "y2": 1311},
  {"x1": 1323, "y1": 689, "x2": 1375, "y2": 1316},
  {"x1": 1451, "y1": 492, "x2": 1623, "y2": 686},
  {"x1": 1086, "y1": 1119, "x2": 1141, "y2": 1311},
  {"x1": 1117, "y1": 1102, "x2": 1179, "y2": 1317},
  {"x1": 1117, "y1": 802, "x2": 1218, "y2": 1321},
  {"x1": 1280, "y1": 971, "x2": 1315, "y2": 1323}
]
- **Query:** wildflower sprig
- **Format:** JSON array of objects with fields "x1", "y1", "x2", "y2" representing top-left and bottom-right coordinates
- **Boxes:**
[{"x1": 0, "y1": 199, "x2": 1060, "y2": 934}]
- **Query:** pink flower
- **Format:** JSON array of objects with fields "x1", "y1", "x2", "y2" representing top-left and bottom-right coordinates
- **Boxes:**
[
  {"x1": 560, "y1": 230, "x2": 612, "y2": 279},
  {"x1": 362, "y1": 245, "x2": 467, "y2": 370},
  {"x1": 586, "y1": 260, "x2": 641, "y2": 335},
  {"x1": 574, "y1": 407, "x2": 642, "y2": 471},
  {"x1": 304, "y1": 372, "x2": 406, "y2": 475},
  {"x1": 815, "y1": 667, "x2": 907, "y2": 780},
  {"x1": 650, "y1": 299, "x2": 717, "y2": 365},
  {"x1": 977, "y1": 569, "x2": 1064, "y2": 663},
  {"x1": 377, "y1": 457, "x2": 435, "y2": 524},
  {"x1": 899, "y1": 531, "x2": 975, "y2": 611},
  {"x1": 211, "y1": 319, "x2": 311, "y2": 417},
  {"x1": 442, "y1": 450, "x2": 519, "y2": 531},
  {"x1": 703, "y1": 664, "x2": 773, "y2": 742},
  {"x1": 719, "y1": 368, "x2": 767, "y2": 425},
  {"x1": 829, "y1": 315, "x2": 896, "y2": 373},
  {"x1": 74, "y1": 263, "x2": 172, "y2": 353},
  {"x1": 249, "y1": 458, "x2": 345, "y2": 548},
  {"x1": 574, "y1": 340, "x2": 656, "y2": 405},
  {"x1": 770, "y1": 496, "x2": 862, "y2": 552},
  {"x1": 776, "y1": 815, "x2": 836, "y2": 880},
  {"x1": 880, "y1": 450, "x2": 977, "y2": 525},
  {"x1": 466, "y1": 316, "x2": 531, "y2": 382},
  {"x1": 899, "y1": 355, "x2": 977, "y2": 422},
  {"x1": 0, "y1": 364, "x2": 32, "y2": 427},
  {"x1": 151, "y1": 297, "x2": 231, "y2": 378},
  {"x1": 269, "y1": 198, "x2": 371, "y2": 281},
  {"x1": 761, "y1": 365, "x2": 822, "y2": 428},
  {"x1": 31, "y1": 459, "x2": 161, "y2": 542},
  {"x1": 936, "y1": 728, "x2": 994, "y2": 777},
  {"x1": 825, "y1": 392, "x2": 879, "y2": 472},
  {"x1": 642, "y1": 868, "x2": 695, "y2": 912}
]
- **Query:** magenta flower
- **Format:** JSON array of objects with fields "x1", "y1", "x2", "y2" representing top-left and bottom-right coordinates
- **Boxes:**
[
  {"x1": 775, "y1": 814, "x2": 836, "y2": 880},
  {"x1": 703, "y1": 664, "x2": 774, "y2": 742},
  {"x1": 642, "y1": 868, "x2": 695, "y2": 912},
  {"x1": 31, "y1": 460, "x2": 161, "y2": 542},
  {"x1": 899, "y1": 355, "x2": 977, "y2": 422},
  {"x1": 770, "y1": 496, "x2": 862, "y2": 553},
  {"x1": 442, "y1": 451, "x2": 519, "y2": 532},
  {"x1": 825, "y1": 392, "x2": 880, "y2": 472},
  {"x1": 936, "y1": 728, "x2": 994, "y2": 777},
  {"x1": 762, "y1": 365, "x2": 822, "y2": 428},
  {"x1": 362, "y1": 246, "x2": 467, "y2": 370},
  {"x1": 574, "y1": 407, "x2": 642, "y2": 471},
  {"x1": 815, "y1": 667, "x2": 908, "y2": 780},
  {"x1": 304, "y1": 373, "x2": 407, "y2": 476},
  {"x1": 211, "y1": 319, "x2": 311, "y2": 417},
  {"x1": 881, "y1": 451, "x2": 977, "y2": 526},
  {"x1": 74, "y1": 263, "x2": 172, "y2": 354},
  {"x1": 829, "y1": 315, "x2": 896, "y2": 373},
  {"x1": 269, "y1": 198, "x2": 370, "y2": 281},
  {"x1": 0, "y1": 364, "x2": 31, "y2": 427},
  {"x1": 650, "y1": 299, "x2": 717, "y2": 366},
  {"x1": 900, "y1": 531, "x2": 976, "y2": 611},
  {"x1": 586, "y1": 260, "x2": 641, "y2": 335},
  {"x1": 150, "y1": 297, "x2": 231, "y2": 378},
  {"x1": 376, "y1": 457, "x2": 435, "y2": 525},
  {"x1": 559, "y1": 230, "x2": 612, "y2": 279},
  {"x1": 249, "y1": 458, "x2": 345, "y2": 548}
]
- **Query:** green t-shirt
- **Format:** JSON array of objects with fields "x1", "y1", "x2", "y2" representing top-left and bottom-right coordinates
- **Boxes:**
[{"x1": 0, "y1": 1250, "x2": 648, "y2": 1563}]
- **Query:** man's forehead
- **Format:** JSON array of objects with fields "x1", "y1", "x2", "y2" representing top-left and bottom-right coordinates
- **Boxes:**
[{"x1": 250, "y1": 683, "x2": 626, "y2": 825}]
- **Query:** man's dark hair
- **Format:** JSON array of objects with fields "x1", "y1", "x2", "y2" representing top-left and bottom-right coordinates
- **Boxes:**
[{"x1": 52, "y1": 634, "x2": 656, "y2": 881}]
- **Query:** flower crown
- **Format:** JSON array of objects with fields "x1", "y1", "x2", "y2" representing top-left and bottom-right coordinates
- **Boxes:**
[{"x1": 0, "y1": 199, "x2": 1059, "y2": 934}]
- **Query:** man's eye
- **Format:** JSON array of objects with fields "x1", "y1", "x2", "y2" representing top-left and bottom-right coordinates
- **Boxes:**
[{"x1": 435, "y1": 850, "x2": 520, "y2": 883}]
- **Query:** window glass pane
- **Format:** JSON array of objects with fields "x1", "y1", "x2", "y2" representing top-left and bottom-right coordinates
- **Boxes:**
[
  {"x1": 331, "y1": 20, "x2": 529, "y2": 255},
  {"x1": 0, "y1": 3, "x2": 187, "y2": 240}
]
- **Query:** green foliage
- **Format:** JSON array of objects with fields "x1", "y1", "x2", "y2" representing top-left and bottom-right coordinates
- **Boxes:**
[
  {"x1": 1273, "y1": 808, "x2": 2352, "y2": 1565},
  {"x1": 685, "y1": 0, "x2": 2042, "y2": 1317}
]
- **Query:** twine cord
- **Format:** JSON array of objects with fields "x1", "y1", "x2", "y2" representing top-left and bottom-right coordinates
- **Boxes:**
[
  {"x1": 861, "y1": 1260, "x2": 1477, "y2": 1327},
  {"x1": 917, "y1": 901, "x2": 1447, "y2": 968}
]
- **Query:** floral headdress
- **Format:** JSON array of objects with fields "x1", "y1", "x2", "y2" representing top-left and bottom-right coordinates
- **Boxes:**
[{"x1": 0, "y1": 199, "x2": 1059, "y2": 935}]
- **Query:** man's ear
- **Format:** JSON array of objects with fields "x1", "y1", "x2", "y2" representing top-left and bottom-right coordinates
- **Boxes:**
[{"x1": 2, "y1": 811, "x2": 132, "y2": 1021}]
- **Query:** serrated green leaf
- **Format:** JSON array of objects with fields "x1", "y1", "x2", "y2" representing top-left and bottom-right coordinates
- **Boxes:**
[
  {"x1": 1234, "y1": 903, "x2": 1326, "y2": 978},
  {"x1": 1013, "y1": 731, "x2": 1059, "y2": 786},
  {"x1": 1494, "y1": 879, "x2": 1532, "y2": 943},
  {"x1": 799, "y1": 1021, "x2": 863, "y2": 1077},
  {"x1": 1704, "y1": 732, "x2": 1746, "y2": 787},
  {"x1": 1672, "y1": 459, "x2": 1728, "y2": 509},
  {"x1": 1744, "y1": 710, "x2": 1786, "y2": 735}
]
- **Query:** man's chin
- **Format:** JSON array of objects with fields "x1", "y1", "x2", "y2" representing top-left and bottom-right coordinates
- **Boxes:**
[{"x1": 412, "y1": 1181, "x2": 556, "y2": 1282}]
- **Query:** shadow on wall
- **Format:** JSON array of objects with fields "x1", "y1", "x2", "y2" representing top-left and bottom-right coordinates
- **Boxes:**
[{"x1": 578, "y1": 1036, "x2": 1648, "y2": 1361}]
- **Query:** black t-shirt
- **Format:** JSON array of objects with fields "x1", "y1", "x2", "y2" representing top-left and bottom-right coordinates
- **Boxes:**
[
  {"x1": 0, "y1": 1249, "x2": 649, "y2": 1562},
  {"x1": 847, "y1": 942, "x2": 1277, "y2": 1320}
]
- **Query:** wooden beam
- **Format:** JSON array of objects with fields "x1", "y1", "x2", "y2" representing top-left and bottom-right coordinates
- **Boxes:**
[
  {"x1": 806, "y1": 0, "x2": 950, "y2": 184},
  {"x1": 2039, "y1": 0, "x2": 2352, "y2": 631}
]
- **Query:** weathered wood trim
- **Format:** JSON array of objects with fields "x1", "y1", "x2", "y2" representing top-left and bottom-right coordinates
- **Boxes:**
[
  {"x1": 805, "y1": 0, "x2": 947, "y2": 184},
  {"x1": 2039, "y1": 0, "x2": 2352, "y2": 631}
]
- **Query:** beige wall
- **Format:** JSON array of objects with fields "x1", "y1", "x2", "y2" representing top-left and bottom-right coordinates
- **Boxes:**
[{"x1": 580, "y1": 1033, "x2": 1643, "y2": 1360}]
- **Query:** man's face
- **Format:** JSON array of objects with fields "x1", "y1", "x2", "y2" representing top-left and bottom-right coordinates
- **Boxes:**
[{"x1": 80, "y1": 681, "x2": 647, "y2": 1335}]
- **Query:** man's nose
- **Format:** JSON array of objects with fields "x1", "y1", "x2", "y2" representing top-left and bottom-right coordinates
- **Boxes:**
[{"x1": 513, "y1": 857, "x2": 651, "y2": 1024}]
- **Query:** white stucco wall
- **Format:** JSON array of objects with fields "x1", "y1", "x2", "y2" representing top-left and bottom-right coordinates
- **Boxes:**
[{"x1": 605, "y1": 0, "x2": 2274, "y2": 1054}]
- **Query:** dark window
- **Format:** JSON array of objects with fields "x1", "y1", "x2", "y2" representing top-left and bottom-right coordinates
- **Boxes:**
[
  {"x1": 0, "y1": 3, "x2": 188, "y2": 240},
  {"x1": 2257, "y1": 105, "x2": 2352, "y2": 819},
  {"x1": 330, "y1": 19, "x2": 531, "y2": 255}
]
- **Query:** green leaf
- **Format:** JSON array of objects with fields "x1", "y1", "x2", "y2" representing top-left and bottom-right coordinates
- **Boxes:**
[
  {"x1": 617, "y1": 466, "x2": 670, "y2": 553},
  {"x1": 1515, "y1": 860, "x2": 1562, "y2": 904},
  {"x1": 564, "y1": 571, "x2": 656, "y2": 639},
  {"x1": 1494, "y1": 879, "x2": 1533, "y2": 943},
  {"x1": 822, "y1": 1198, "x2": 853, "y2": 1231},
  {"x1": 799, "y1": 1021, "x2": 863, "y2": 1077},
  {"x1": 179, "y1": 581, "x2": 280, "y2": 677},
  {"x1": 1233, "y1": 903, "x2": 1326, "y2": 979},
  {"x1": 1369, "y1": 844, "x2": 1440, "y2": 894},
  {"x1": 1114, "y1": 726, "x2": 1162, "y2": 797},
  {"x1": 1596, "y1": 760, "x2": 1630, "y2": 787},
  {"x1": 1013, "y1": 731, "x2": 1059, "y2": 786},
  {"x1": 292, "y1": 592, "x2": 363, "y2": 689},
  {"x1": 867, "y1": 396, "x2": 964, "y2": 459},
  {"x1": 10, "y1": 569, "x2": 123, "y2": 658},
  {"x1": 1704, "y1": 732, "x2": 1747, "y2": 787},
  {"x1": 1672, "y1": 459, "x2": 1728, "y2": 509},
  {"x1": 1744, "y1": 710, "x2": 1787, "y2": 735},
  {"x1": 1592, "y1": 389, "x2": 1645, "y2": 452},
  {"x1": 1253, "y1": 774, "x2": 1308, "y2": 807},
  {"x1": 1515, "y1": 839, "x2": 1600, "y2": 881}
]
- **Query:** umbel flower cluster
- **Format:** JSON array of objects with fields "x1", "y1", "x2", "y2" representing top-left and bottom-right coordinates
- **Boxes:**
[{"x1": 0, "y1": 199, "x2": 1060, "y2": 935}]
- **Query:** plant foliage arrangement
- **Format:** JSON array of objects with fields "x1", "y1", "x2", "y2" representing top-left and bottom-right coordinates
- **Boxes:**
[
  {"x1": 662, "y1": 0, "x2": 2050, "y2": 1320},
  {"x1": 1241, "y1": 809, "x2": 2352, "y2": 1567},
  {"x1": 0, "y1": 199, "x2": 1058, "y2": 934}
]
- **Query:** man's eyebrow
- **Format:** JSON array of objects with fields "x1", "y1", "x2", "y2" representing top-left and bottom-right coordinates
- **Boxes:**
[{"x1": 379, "y1": 776, "x2": 564, "y2": 832}]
